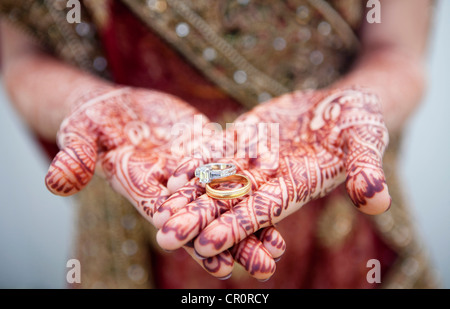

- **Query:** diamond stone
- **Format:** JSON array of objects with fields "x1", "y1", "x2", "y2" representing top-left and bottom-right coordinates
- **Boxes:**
[{"x1": 196, "y1": 167, "x2": 211, "y2": 183}]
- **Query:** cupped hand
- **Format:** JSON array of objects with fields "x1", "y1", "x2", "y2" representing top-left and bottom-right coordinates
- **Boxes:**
[
  {"x1": 155, "y1": 86, "x2": 391, "y2": 261},
  {"x1": 44, "y1": 86, "x2": 285, "y2": 280}
]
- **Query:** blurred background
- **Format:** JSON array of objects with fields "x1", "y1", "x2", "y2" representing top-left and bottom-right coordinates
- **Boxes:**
[{"x1": 0, "y1": 1, "x2": 449, "y2": 288}]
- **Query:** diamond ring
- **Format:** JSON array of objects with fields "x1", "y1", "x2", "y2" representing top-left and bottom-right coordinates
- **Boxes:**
[{"x1": 195, "y1": 163, "x2": 237, "y2": 184}]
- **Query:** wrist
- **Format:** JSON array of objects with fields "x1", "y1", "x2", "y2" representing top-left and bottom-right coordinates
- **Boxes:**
[
  {"x1": 332, "y1": 49, "x2": 426, "y2": 134},
  {"x1": 63, "y1": 75, "x2": 117, "y2": 112}
]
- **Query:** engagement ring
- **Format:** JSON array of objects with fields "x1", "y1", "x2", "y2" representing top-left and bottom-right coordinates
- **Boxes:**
[{"x1": 195, "y1": 163, "x2": 236, "y2": 184}]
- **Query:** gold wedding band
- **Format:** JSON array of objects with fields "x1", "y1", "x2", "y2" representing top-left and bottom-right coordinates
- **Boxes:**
[{"x1": 206, "y1": 174, "x2": 251, "y2": 200}]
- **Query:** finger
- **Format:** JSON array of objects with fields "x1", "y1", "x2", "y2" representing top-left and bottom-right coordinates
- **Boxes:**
[
  {"x1": 160, "y1": 168, "x2": 283, "y2": 280},
  {"x1": 193, "y1": 144, "x2": 353, "y2": 258},
  {"x1": 153, "y1": 177, "x2": 205, "y2": 229},
  {"x1": 99, "y1": 146, "x2": 171, "y2": 224},
  {"x1": 156, "y1": 194, "x2": 235, "y2": 251},
  {"x1": 345, "y1": 125, "x2": 391, "y2": 215},
  {"x1": 193, "y1": 178, "x2": 289, "y2": 258},
  {"x1": 157, "y1": 199, "x2": 282, "y2": 280},
  {"x1": 45, "y1": 90, "x2": 131, "y2": 196},
  {"x1": 187, "y1": 227, "x2": 280, "y2": 281},
  {"x1": 183, "y1": 242, "x2": 234, "y2": 280},
  {"x1": 257, "y1": 226, "x2": 286, "y2": 260},
  {"x1": 166, "y1": 124, "x2": 244, "y2": 192},
  {"x1": 229, "y1": 234, "x2": 276, "y2": 281},
  {"x1": 45, "y1": 133, "x2": 97, "y2": 196},
  {"x1": 331, "y1": 88, "x2": 391, "y2": 215},
  {"x1": 167, "y1": 157, "x2": 205, "y2": 193},
  {"x1": 156, "y1": 168, "x2": 269, "y2": 250},
  {"x1": 155, "y1": 157, "x2": 252, "y2": 228}
]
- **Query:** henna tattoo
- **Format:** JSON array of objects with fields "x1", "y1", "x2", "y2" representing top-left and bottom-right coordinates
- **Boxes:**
[
  {"x1": 345, "y1": 136, "x2": 390, "y2": 210},
  {"x1": 258, "y1": 226, "x2": 286, "y2": 260},
  {"x1": 157, "y1": 161, "x2": 286, "y2": 280},
  {"x1": 202, "y1": 254, "x2": 234, "y2": 280},
  {"x1": 183, "y1": 242, "x2": 235, "y2": 279},
  {"x1": 159, "y1": 87, "x2": 391, "y2": 258},
  {"x1": 229, "y1": 234, "x2": 276, "y2": 280},
  {"x1": 45, "y1": 136, "x2": 96, "y2": 195},
  {"x1": 46, "y1": 86, "x2": 284, "y2": 280},
  {"x1": 157, "y1": 163, "x2": 273, "y2": 248},
  {"x1": 158, "y1": 196, "x2": 235, "y2": 250}
]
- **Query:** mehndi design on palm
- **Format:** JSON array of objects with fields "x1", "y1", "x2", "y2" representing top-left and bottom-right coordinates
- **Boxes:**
[
  {"x1": 156, "y1": 87, "x2": 391, "y2": 261},
  {"x1": 44, "y1": 86, "x2": 286, "y2": 280}
]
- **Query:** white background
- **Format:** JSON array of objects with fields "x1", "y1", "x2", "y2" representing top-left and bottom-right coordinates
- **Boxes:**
[{"x1": 0, "y1": 1, "x2": 449, "y2": 288}]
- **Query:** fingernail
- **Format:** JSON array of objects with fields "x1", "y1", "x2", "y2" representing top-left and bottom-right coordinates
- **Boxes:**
[
  {"x1": 257, "y1": 277, "x2": 271, "y2": 283},
  {"x1": 218, "y1": 273, "x2": 232, "y2": 280},
  {"x1": 384, "y1": 197, "x2": 392, "y2": 212},
  {"x1": 194, "y1": 249, "x2": 207, "y2": 260}
]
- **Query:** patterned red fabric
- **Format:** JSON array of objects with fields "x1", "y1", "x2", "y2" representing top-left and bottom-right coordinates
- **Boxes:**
[{"x1": 99, "y1": 1, "x2": 245, "y2": 123}]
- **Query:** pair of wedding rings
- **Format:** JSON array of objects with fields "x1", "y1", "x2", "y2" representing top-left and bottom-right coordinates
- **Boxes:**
[{"x1": 194, "y1": 163, "x2": 251, "y2": 199}]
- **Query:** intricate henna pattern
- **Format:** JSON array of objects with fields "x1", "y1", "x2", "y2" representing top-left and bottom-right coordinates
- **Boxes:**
[
  {"x1": 45, "y1": 86, "x2": 285, "y2": 280},
  {"x1": 158, "y1": 87, "x2": 391, "y2": 260},
  {"x1": 46, "y1": 87, "x2": 193, "y2": 212},
  {"x1": 229, "y1": 234, "x2": 276, "y2": 280},
  {"x1": 156, "y1": 166, "x2": 284, "y2": 280},
  {"x1": 257, "y1": 226, "x2": 286, "y2": 260}
]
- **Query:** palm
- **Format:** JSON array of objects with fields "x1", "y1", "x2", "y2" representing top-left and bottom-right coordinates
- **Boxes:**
[
  {"x1": 46, "y1": 87, "x2": 192, "y2": 216},
  {"x1": 45, "y1": 87, "x2": 285, "y2": 280},
  {"x1": 156, "y1": 87, "x2": 391, "y2": 260},
  {"x1": 243, "y1": 87, "x2": 389, "y2": 214}
]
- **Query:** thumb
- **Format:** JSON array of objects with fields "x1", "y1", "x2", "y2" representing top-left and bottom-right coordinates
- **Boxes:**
[
  {"x1": 45, "y1": 133, "x2": 97, "y2": 196},
  {"x1": 345, "y1": 126, "x2": 391, "y2": 215}
]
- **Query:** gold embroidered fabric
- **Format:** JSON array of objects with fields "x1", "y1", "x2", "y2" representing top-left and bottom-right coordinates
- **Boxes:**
[
  {"x1": 121, "y1": 0, "x2": 361, "y2": 109},
  {"x1": 73, "y1": 176, "x2": 157, "y2": 288},
  {"x1": 0, "y1": 0, "x2": 109, "y2": 78}
]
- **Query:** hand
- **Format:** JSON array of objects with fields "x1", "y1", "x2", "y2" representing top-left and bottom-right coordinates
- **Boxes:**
[
  {"x1": 155, "y1": 87, "x2": 391, "y2": 260},
  {"x1": 44, "y1": 86, "x2": 285, "y2": 280}
]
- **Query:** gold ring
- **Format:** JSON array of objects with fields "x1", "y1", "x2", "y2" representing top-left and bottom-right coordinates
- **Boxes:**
[{"x1": 205, "y1": 174, "x2": 251, "y2": 200}]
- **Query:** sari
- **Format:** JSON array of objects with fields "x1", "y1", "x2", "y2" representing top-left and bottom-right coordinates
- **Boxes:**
[{"x1": 0, "y1": 0, "x2": 438, "y2": 288}]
